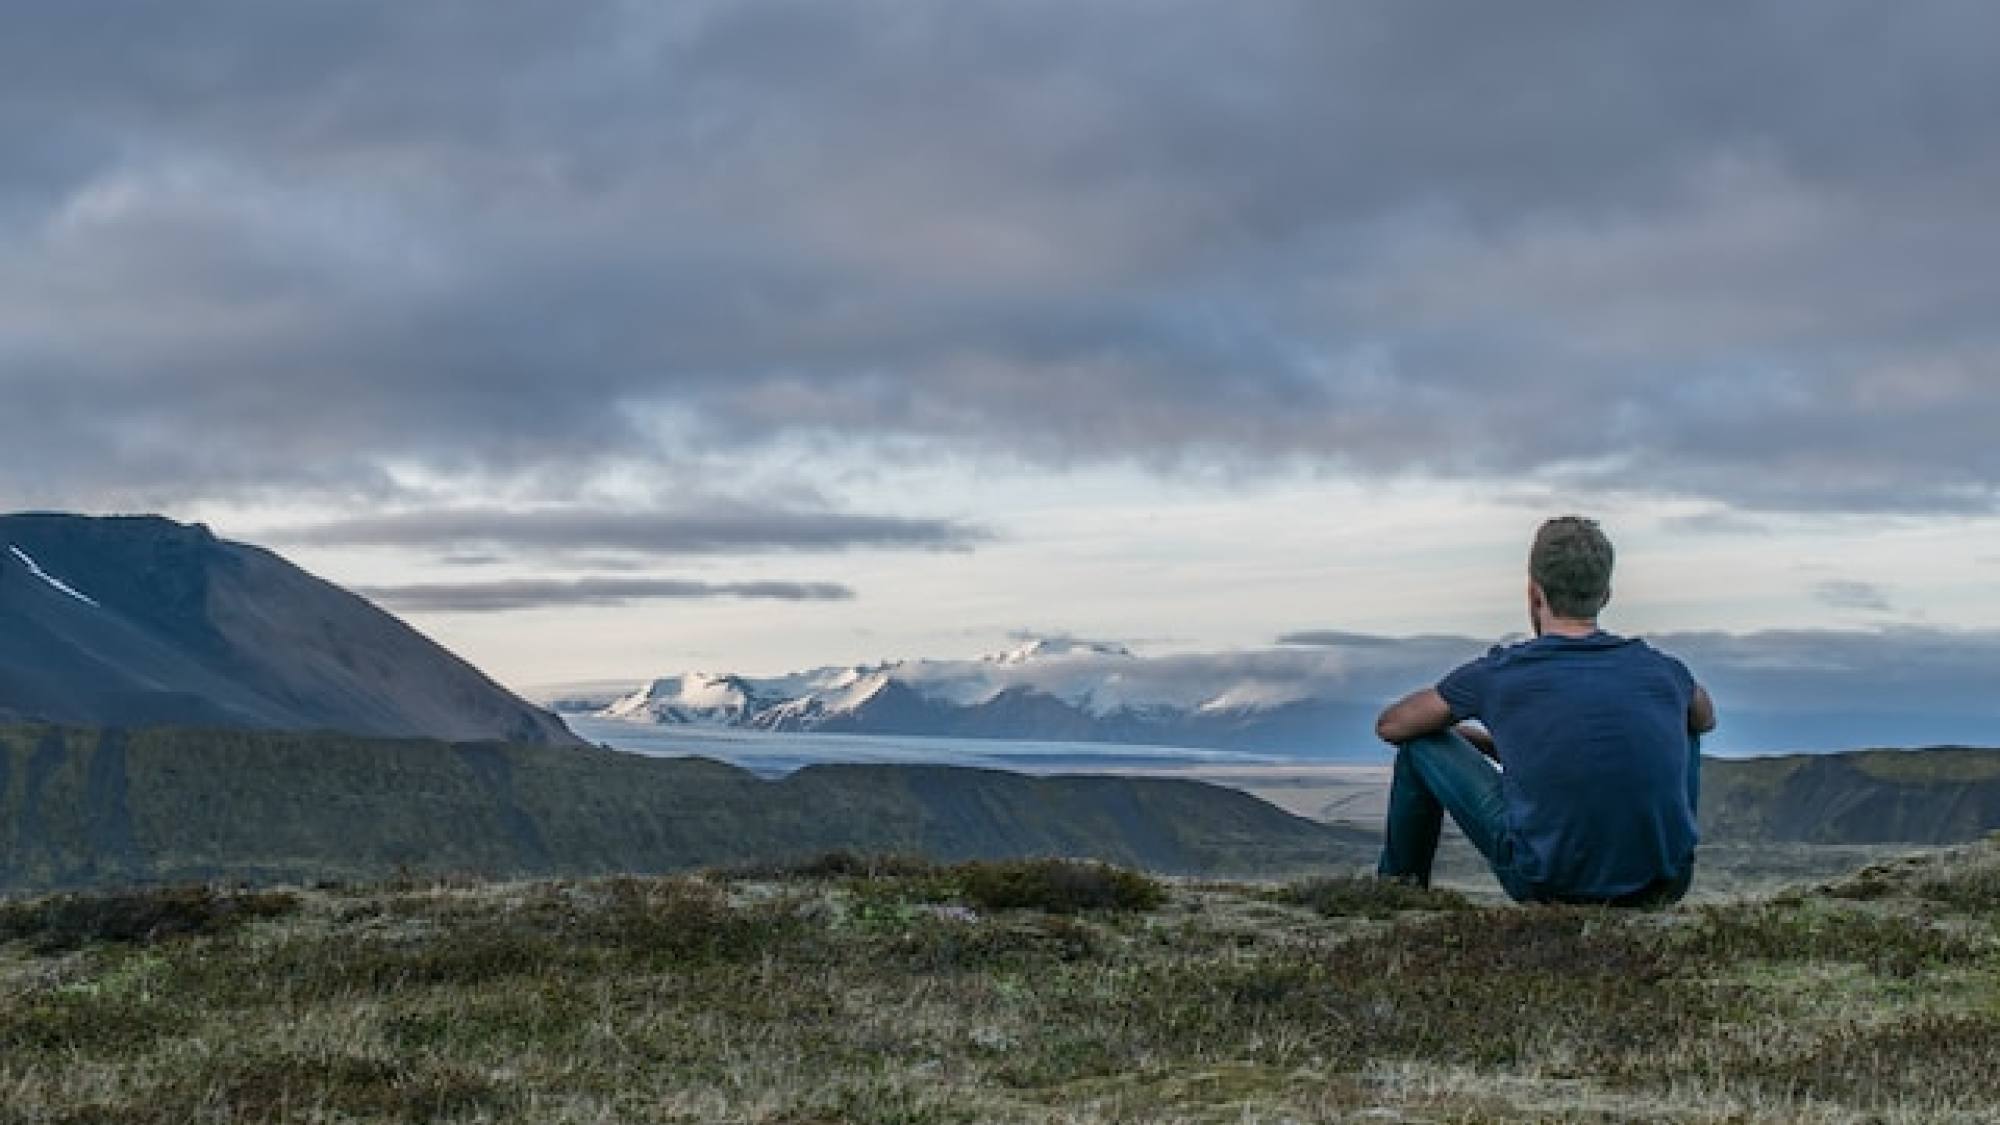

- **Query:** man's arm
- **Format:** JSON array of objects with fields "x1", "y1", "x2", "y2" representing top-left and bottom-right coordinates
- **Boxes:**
[
  {"x1": 1689, "y1": 683, "x2": 1717, "y2": 735},
  {"x1": 1375, "y1": 688, "x2": 1455, "y2": 745}
]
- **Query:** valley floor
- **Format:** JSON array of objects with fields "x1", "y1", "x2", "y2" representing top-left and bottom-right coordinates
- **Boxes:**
[{"x1": 3, "y1": 844, "x2": 1999, "y2": 1123}]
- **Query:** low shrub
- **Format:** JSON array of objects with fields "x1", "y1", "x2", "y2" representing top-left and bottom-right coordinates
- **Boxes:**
[
  {"x1": 0, "y1": 991, "x2": 186, "y2": 1054},
  {"x1": 1913, "y1": 863, "x2": 2000, "y2": 912},
  {"x1": 1743, "y1": 1011, "x2": 2000, "y2": 1109},
  {"x1": 1111, "y1": 906, "x2": 1702, "y2": 1074},
  {"x1": 873, "y1": 914, "x2": 1105, "y2": 973},
  {"x1": 1360, "y1": 906, "x2": 1672, "y2": 980},
  {"x1": 947, "y1": 858, "x2": 1165, "y2": 914},
  {"x1": 581, "y1": 876, "x2": 810, "y2": 961},
  {"x1": 1823, "y1": 845, "x2": 2000, "y2": 910},
  {"x1": 277, "y1": 877, "x2": 810, "y2": 995},
  {"x1": 193, "y1": 1052, "x2": 502, "y2": 1122},
  {"x1": 710, "y1": 853, "x2": 1167, "y2": 917},
  {"x1": 705, "y1": 850, "x2": 943, "y2": 882},
  {"x1": 1679, "y1": 901, "x2": 1984, "y2": 977},
  {"x1": 0, "y1": 886, "x2": 299, "y2": 954},
  {"x1": 1273, "y1": 875, "x2": 1471, "y2": 918}
]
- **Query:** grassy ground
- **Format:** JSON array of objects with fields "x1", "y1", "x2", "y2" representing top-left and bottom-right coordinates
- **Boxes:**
[
  {"x1": 1418, "y1": 833, "x2": 1939, "y2": 905},
  {"x1": 3, "y1": 846, "x2": 1998, "y2": 1124}
]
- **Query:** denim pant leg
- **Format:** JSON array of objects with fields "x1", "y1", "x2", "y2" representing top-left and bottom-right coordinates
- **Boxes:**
[
  {"x1": 1672, "y1": 733, "x2": 1703, "y2": 902},
  {"x1": 1378, "y1": 731, "x2": 1516, "y2": 892},
  {"x1": 1687, "y1": 733, "x2": 1703, "y2": 820}
]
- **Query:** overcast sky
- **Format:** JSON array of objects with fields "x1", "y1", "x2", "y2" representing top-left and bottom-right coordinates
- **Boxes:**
[{"x1": 5, "y1": 2, "x2": 1998, "y2": 713}]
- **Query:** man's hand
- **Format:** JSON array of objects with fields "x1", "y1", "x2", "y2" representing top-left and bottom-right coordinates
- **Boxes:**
[
  {"x1": 1689, "y1": 684, "x2": 1718, "y2": 735},
  {"x1": 1455, "y1": 722, "x2": 1498, "y2": 760},
  {"x1": 1375, "y1": 688, "x2": 1455, "y2": 745}
]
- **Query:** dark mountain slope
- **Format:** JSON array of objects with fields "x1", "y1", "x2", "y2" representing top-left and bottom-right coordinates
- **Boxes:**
[
  {"x1": 1703, "y1": 747, "x2": 2000, "y2": 844},
  {"x1": 0, "y1": 725, "x2": 1374, "y2": 891},
  {"x1": 0, "y1": 513, "x2": 576, "y2": 745}
]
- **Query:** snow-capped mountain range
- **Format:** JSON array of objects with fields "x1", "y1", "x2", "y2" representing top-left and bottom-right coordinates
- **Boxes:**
[
  {"x1": 572, "y1": 637, "x2": 1393, "y2": 758},
  {"x1": 550, "y1": 626, "x2": 2000, "y2": 760}
]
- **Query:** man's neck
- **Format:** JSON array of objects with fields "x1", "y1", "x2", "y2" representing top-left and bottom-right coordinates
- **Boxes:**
[{"x1": 1540, "y1": 615, "x2": 1600, "y2": 638}]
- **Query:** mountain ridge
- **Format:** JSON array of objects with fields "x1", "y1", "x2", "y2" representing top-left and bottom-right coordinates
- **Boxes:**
[
  {"x1": 0, "y1": 513, "x2": 579, "y2": 745},
  {"x1": 585, "y1": 646, "x2": 1380, "y2": 757},
  {"x1": 1702, "y1": 746, "x2": 2000, "y2": 844},
  {"x1": 0, "y1": 723, "x2": 1372, "y2": 892}
]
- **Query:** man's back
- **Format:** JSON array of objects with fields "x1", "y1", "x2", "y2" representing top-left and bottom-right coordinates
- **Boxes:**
[
  {"x1": 1439, "y1": 632, "x2": 1698, "y2": 899},
  {"x1": 1373, "y1": 516, "x2": 1713, "y2": 906}
]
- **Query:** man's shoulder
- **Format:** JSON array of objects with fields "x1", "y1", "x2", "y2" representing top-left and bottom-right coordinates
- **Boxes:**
[
  {"x1": 1444, "y1": 632, "x2": 1693, "y2": 686},
  {"x1": 1614, "y1": 633, "x2": 1694, "y2": 665},
  {"x1": 1571, "y1": 634, "x2": 1699, "y2": 695},
  {"x1": 1627, "y1": 636, "x2": 1698, "y2": 686},
  {"x1": 1473, "y1": 636, "x2": 1538, "y2": 661},
  {"x1": 1488, "y1": 632, "x2": 1690, "y2": 673},
  {"x1": 1441, "y1": 638, "x2": 1526, "y2": 682}
]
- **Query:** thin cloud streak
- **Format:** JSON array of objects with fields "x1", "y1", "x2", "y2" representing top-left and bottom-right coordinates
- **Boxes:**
[
  {"x1": 358, "y1": 576, "x2": 856, "y2": 612},
  {"x1": 1277, "y1": 630, "x2": 1474, "y2": 650},
  {"x1": 277, "y1": 508, "x2": 988, "y2": 555},
  {"x1": 1274, "y1": 625, "x2": 2000, "y2": 715},
  {"x1": 1812, "y1": 580, "x2": 1895, "y2": 613}
]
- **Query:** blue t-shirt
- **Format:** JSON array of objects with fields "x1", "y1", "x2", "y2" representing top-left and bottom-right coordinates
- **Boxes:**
[{"x1": 1437, "y1": 632, "x2": 1698, "y2": 900}]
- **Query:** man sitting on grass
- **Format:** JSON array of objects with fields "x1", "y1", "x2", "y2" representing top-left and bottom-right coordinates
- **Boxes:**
[{"x1": 1374, "y1": 516, "x2": 1716, "y2": 907}]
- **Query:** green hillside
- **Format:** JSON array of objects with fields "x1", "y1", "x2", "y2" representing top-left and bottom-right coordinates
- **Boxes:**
[
  {"x1": 0, "y1": 726, "x2": 1372, "y2": 892},
  {"x1": 1703, "y1": 747, "x2": 2000, "y2": 844}
]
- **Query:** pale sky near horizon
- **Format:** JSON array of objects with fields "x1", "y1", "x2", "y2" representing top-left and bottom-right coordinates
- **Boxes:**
[
  {"x1": 5, "y1": 3, "x2": 1999, "y2": 697},
  {"x1": 198, "y1": 466, "x2": 2000, "y2": 691}
]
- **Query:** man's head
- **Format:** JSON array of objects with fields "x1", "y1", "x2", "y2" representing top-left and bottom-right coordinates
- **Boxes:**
[{"x1": 1529, "y1": 516, "x2": 1614, "y2": 624}]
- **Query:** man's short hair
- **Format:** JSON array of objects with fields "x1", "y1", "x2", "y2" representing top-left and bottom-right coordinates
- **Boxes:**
[{"x1": 1530, "y1": 516, "x2": 1614, "y2": 619}]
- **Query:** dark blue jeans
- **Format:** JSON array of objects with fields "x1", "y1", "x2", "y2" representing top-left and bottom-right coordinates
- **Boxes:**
[{"x1": 1377, "y1": 730, "x2": 1697, "y2": 907}]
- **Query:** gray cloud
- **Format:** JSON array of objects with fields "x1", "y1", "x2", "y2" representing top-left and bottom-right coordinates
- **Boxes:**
[
  {"x1": 357, "y1": 576, "x2": 854, "y2": 612},
  {"x1": 3, "y1": 3, "x2": 1999, "y2": 513},
  {"x1": 1812, "y1": 580, "x2": 1895, "y2": 613},
  {"x1": 276, "y1": 508, "x2": 986, "y2": 555}
]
